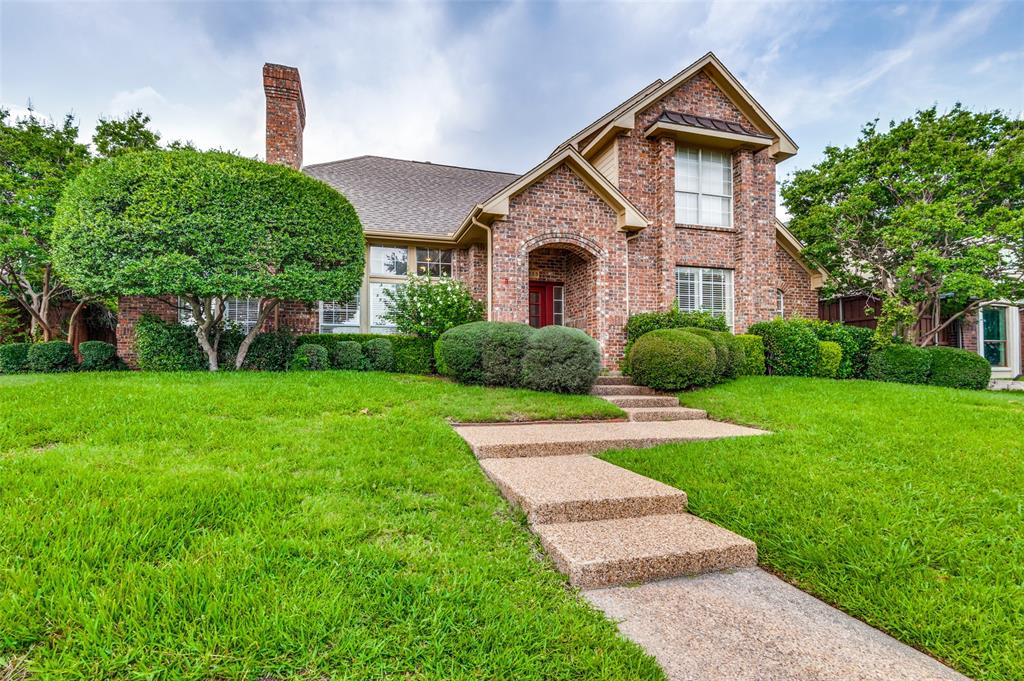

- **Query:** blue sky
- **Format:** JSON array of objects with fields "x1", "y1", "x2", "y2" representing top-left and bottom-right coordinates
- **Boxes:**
[{"x1": 3, "y1": 0, "x2": 1023, "y2": 213}]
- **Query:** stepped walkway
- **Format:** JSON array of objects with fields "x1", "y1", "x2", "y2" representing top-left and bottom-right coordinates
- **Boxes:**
[{"x1": 453, "y1": 376, "x2": 967, "y2": 681}]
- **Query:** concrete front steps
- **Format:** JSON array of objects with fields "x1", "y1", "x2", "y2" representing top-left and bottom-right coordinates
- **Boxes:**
[{"x1": 593, "y1": 375, "x2": 708, "y2": 423}]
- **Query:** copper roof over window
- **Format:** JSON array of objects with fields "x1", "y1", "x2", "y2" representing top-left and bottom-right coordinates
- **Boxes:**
[{"x1": 657, "y1": 111, "x2": 772, "y2": 139}]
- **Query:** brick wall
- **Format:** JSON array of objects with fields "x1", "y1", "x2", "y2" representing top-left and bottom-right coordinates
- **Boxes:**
[
  {"x1": 116, "y1": 296, "x2": 180, "y2": 366},
  {"x1": 776, "y1": 245, "x2": 818, "y2": 319}
]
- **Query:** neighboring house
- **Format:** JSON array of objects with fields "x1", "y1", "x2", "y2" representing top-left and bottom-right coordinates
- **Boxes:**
[
  {"x1": 116, "y1": 52, "x2": 826, "y2": 368},
  {"x1": 822, "y1": 297, "x2": 1023, "y2": 379}
]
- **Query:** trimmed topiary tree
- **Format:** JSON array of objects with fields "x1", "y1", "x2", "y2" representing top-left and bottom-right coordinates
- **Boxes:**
[
  {"x1": 27, "y1": 341, "x2": 77, "y2": 373},
  {"x1": 331, "y1": 341, "x2": 364, "y2": 370},
  {"x1": 363, "y1": 338, "x2": 395, "y2": 372},
  {"x1": 52, "y1": 149, "x2": 364, "y2": 371},
  {"x1": 925, "y1": 346, "x2": 991, "y2": 390},
  {"x1": 747, "y1": 318, "x2": 820, "y2": 376},
  {"x1": 735, "y1": 334, "x2": 765, "y2": 376},
  {"x1": 0, "y1": 342, "x2": 31, "y2": 374},
  {"x1": 521, "y1": 326, "x2": 600, "y2": 394},
  {"x1": 866, "y1": 344, "x2": 932, "y2": 384},
  {"x1": 628, "y1": 329, "x2": 718, "y2": 391},
  {"x1": 814, "y1": 341, "x2": 843, "y2": 378},
  {"x1": 290, "y1": 343, "x2": 329, "y2": 371},
  {"x1": 78, "y1": 341, "x2": 123, "y2": 371}
]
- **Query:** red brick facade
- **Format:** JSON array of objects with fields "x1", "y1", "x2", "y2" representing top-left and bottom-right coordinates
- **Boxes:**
[
  {"x1": 264, "y1": 63, "x2": 305, "y2": 169},
  {"x1": 776, "y1": 246, "x2": 818, "y2": 319}
]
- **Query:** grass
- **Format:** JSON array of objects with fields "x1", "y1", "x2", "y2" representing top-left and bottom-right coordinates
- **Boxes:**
[
  {"x1": 602, "y1": 376, "x2": 1024, "y2": 681},
  {"x1": 0, "y1": 371, "x2": 657, "y2": 680}
]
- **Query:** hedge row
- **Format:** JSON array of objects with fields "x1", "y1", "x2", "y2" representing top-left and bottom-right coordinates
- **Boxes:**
[
  {"x1": 436, "y1": 322, "x2": 600, "y2": 394},
  {"x1": 867, "y1": 344, "x2": 991, "y2": 389},
  {"x1": 0, "y1": 340, "x2": 125, "y2": 374},
  {"x1": 297, "y1": 334, "x2": 432, "y2": 375},
  {"x1": 623, "y1": 309, "x2": 729, "y2": 360},
  {"x1": 628, "y1": 327, "x2": 746, "y2": 391}
]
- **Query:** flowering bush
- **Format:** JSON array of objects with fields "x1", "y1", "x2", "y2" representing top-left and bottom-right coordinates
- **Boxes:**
[{"x1": 382, "y1": 275, "x2": 484, "y2": 342}]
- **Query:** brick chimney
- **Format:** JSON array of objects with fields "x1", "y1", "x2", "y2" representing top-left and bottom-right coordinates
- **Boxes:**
[{"x1": 263, "y1": 63, "x2": 305, "y2": 169}]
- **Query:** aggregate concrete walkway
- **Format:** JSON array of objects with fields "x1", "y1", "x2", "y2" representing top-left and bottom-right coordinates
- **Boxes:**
[{"x1": 453, "y1": 376, "x2": 968, "y2": 680}]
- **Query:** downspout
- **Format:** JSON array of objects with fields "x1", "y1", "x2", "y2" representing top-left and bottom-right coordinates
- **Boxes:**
[{"x1": 471, "y1": 214, "x2": 493, "y2": 321}]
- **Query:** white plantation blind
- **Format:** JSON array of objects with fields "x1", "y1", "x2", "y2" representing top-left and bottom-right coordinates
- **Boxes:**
[
  {"x1": 370, "y1": 282, "x2": 399, "y2": 334},
  {"x1": 674, "y1": 147, "x2": 733, "y2": 227},
  {"x1": 319, "y1": 293, "x2": 360, "y2": 334},
  {"x1": 675, "y1": 267, "x2": 734, "y2": 327},
  {"x1": 178, "y1": 297, "x2": 262, "y2": 333}
]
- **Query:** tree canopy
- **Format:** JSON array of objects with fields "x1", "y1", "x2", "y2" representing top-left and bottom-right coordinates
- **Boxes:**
[
  {"x1": 782, "y1": 105, "x2": 1024, "y2": 344},
  {"x1": 52, "y1": 149, "x2": 365, "y2": 370}
]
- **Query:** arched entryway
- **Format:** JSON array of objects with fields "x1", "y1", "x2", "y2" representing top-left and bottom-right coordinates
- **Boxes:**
[{"x1": 525, "y1": 238, "x2": 601, "y2": 340}]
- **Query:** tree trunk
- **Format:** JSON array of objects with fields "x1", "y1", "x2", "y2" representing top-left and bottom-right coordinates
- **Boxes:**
[{"x1": 234, "y1": 299, "x2": 280, "y2": 369}]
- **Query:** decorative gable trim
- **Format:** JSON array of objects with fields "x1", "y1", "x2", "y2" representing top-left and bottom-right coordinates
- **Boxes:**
[
  {"x1": 775, "y1": 218, "x2": 827, "y2": 288},
  {"x1": 572, "y1": 52, "x2": 798, "y2": 162}
]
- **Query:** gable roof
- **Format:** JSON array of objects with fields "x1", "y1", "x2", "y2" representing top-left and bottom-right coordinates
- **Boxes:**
[
  {"x1": 304, "y1": 156, "x2": 518, "y2": 236},
  {"x1": 775, "y1": 218, "x2": 827, "y2": 288},
  {"x1": 564, "y1": 52, "x2": 798, "y2": 162}
]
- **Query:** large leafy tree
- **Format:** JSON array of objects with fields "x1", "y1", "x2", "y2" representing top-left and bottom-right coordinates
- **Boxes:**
[
  {"x1": 0, "y1": 108, "x2": 164, "y2": 341},
  {"x1": 52, "y1": 149, "x2": 365, "y2": 370},
  {"x1": 782, "y1": 105, "x2": 1024, "y2": 344}
]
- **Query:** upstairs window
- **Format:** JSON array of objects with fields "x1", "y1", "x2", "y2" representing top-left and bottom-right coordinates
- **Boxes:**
[
  {"x1": 675, "y1": 267, "x2": 734, "y2": 328},
  {"x1": 416, "y1": 248, "x2": 453, "y2": 277},
  {"x1": 369, "y1": 245, "x2": 407, "y2": 276},
  {"x1": 675, "y1": 147, "x2": 733, "y2": 227}
]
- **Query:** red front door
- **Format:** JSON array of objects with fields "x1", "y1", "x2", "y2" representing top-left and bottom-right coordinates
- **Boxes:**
[{"x1": 529, "y1": 281, "x2": 556, "y2": 328}]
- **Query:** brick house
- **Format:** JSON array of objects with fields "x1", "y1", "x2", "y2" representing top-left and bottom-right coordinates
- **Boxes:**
[{"x1": 117, "y1": 52, "x2": 827, "y2": 369}]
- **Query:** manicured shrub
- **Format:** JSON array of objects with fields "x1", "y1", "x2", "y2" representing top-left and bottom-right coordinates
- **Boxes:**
[
  {"x1": 331, "y1": 341, "x2": 364, "y2": 370},
  {"x1": 433, "y1": 339, "x2": 448, "y2": 376},
  {"x1": 735, "y1": 334, "x2": 765, "y2": 376},
  {"x1": 624, "y1": 309, "x2": 729, "y2": 358},
  {"x1": 481, "y1": 323, "x2": 535, "y2": 387},
  {"x1": 844, "y1": 325, "x2": 876, "y2": 379},
  {"x1": 436, "y1": 322, "x2": 491, "y2": 385},
  {"x1": 135, "y1": 314, "x2": 206, "y2": 371},
  {"x1": 363, "y1": 338, "x2": 395, "y2": 372},
  {"x1": 521, "y1": 326, "x2": 601, "y2": 394},
  {"x1": 290, "y1": 343, "x2": 330, "y2": 371},
  {"x1": 297, "y1": 334, "x2": 433, "y2": 374},
  {"x1": 866, "y1": 343, "x2": 931, "y2": 384},
  {"x1": 925, "y1": 346, "x2": 991, "y2": 390},
  {"x1": 803, "y1": 320, "x2": 857, "y2": 379},
  {"x1": 815, "y1": 341, "x2": 843, "y2": 378},
  {"x1": 78, "y1": 341, "x2": 123, "y2": 371},
  {"x1": 215, "y1": 324, "x2": 247, "y2": 372},
  {"x1": 0, "y1": 342, "x2": 31, "y2": 374},
  {"x1": 628, "y1": 329, "x2": 717, "y2": 391},
  {"x1": 28, "y1": 341, "x2": 77, "y2": 373},
  {"x1": 243, "y1": 330, "x2": 296, "y2": 371},
  {"x1": 747, "y1": 318, "x2": 820, "y2": 376},
  {"x1": 381, "y1": 275, "x2": 485, "y2": 342},
  {"x1": 682, "y1": 327, "x2": 730, "y2": 381}
]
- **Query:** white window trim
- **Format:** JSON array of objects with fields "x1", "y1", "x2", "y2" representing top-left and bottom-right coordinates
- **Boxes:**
[
  {"x1": 776, "y1": 289, "x2": 785, "y2": 319},
  {"x1": 675, "y1": 266, "x2": 735, "y2": 330},
  {"x1": 674, "y1": 146, "x2": 734, "y2": 228},
  {"x1": 978, "y1": 303, "x2": 1021, "y2": 378}
]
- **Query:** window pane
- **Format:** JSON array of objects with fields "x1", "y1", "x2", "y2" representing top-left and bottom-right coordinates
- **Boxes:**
[
  {"x1": 700, "y1": 150, "x2": 730, "y2": 196},
  {"x1": 700, "y1": 195, "x2": 731, "y2": 227},
  {"x1": 982, "y1": 307, "x2": 1008, "y2": 367},
  {"x1": 675, "y1": 268, "x2": 697, "y2": 312},
  {"x1": 416, "y1": 248, "x2": 453, "y2": 277},
  {"x1": 984, "y1": 341, "x2": 1007, "y2": 367},
  {"x1": 675, "y1": 148, "x2": 699, "y2": 193},
  {"x1": 370, "y1": 245, "x2": 407, "y2": 276},
  {"x1": 320, "y1": 293, "x2": 360, "y2": 333},
  {"x1": 370, "y1": 282, "x2": 399, "y2": 331},
  {"x1": 224, "y1": 298, "x2": 261, "y2": 333},
  {"x1": 776, "y1": 289, "x2": 785, "y2": 318},
  {"x1": 675, "y1": 192, "x2": 698, "y2": 224},
  {"x1": 552, "y1": 285, "x2": 564, "y2": 325}
]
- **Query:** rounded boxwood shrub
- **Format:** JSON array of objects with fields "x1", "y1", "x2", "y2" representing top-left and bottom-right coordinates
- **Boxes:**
[
  {"x1": 628, "y1": 329, "x2": 717, "y2": 391},
  {"x1": 866, "y1": 343, "x2": 931, "y2": 384},
  {"x1": 243, "y1": 331, "x2": 296, "y2": 371},
  {"x1": 79, "y1": 341, "x2": 123, "y2": 371},
  {"x1": 925, "y1": 346, "x2": 991, "y2": 390},
  {"x1": 804, "y1": 320, "x2": 857, "y2": 379},
  {"x1": 682, "y1": 327, "x2": 730, "y2": 380},
  {"x1": 331, "y1": 340, "x2": 364, "y2": 370},
  {"x1": 624, "y1": 309, "x2": 728, "y2": 359},
  {"x1": 814, "y1": 341, "x2": 843, "y2": 378},
  {"x1": 521, "y1": 326, "x2": 601, "y2": 394},
  {"x1": 747, "y1": 318, "x2": 820, "y2": 376},
  {"x1": 735, "y1": 334, "x2": 765, "y2": 376},
  {"x1": 363, "y1": 338, "x2": 395, "y2": 372},
  {"x1": 135, "y1": 314, "x2": 206, "y2": 371},
  {"x1": 436, "y1": 321, "x2": 492, "y2": 385},
  {"x1": 290, "y1": 343, "x2": 329, "y2": 371},
  {"x1": 28, "y1": 341, "x2": 77, "y2": 373},
  {"x1": 0, "y1": 342, "x2": 31, "y2": 374},
  {"x1": 481, "y1": 323, "x2": 535, "y2": 387}
]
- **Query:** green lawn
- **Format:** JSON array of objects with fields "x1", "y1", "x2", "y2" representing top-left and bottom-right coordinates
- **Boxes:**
[
  {"x1": 0, "y1": 371, "x2": 658, "y2": 680},
  {"x1": 602, "y1": 377, "x2": 1024, "y2": 681}
]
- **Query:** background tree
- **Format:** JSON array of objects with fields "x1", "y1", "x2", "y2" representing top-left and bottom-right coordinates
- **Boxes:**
[
  {"x1": 782, "y1": 105, "x2": 1024, "y2": 345},
  {"x1": 53, "y1": 149, "x2": 365, "y2": 370},
  {"x1": 92, "y1": 110, "x2": 161, "y2": 157}
]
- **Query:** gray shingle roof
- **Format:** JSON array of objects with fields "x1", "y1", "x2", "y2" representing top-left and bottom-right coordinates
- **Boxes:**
[{"x1": 304, "y1": 155, "x2": 519, "y2": 236}]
